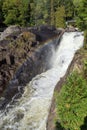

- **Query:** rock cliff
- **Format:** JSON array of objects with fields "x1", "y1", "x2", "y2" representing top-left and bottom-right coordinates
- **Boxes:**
[{"x1": 0, "y1": 25, "x2": 63, "y2": 100}]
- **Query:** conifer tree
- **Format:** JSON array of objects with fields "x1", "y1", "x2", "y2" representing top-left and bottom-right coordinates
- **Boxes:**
[
  {"x1": 55, "y1": 6, "x2": 66, "y2": 28},
  {"x1": 76, "y1": 0, "x2": 87, "y2": 30},
  {"x1": 2, "y1": 0, "x2": 31, "y2": 26},
  {"x1": 0, "y1": 0, "x2": 4, "y2": 27},
  {"x1": 50, "y1": 0, "x2": 55, "y2": 25},
  {"x1": 56, "y1": 71, "x2": 87, "y2": 130}
]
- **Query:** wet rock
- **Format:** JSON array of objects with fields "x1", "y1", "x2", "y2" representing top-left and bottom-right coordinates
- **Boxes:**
[
  {"x1": 30, "y1": 25, "x2": 60, "y2": 42},
  {"x1": 65, "y1": 26, "x2": 77, "y2": 32},
  {"x1": 55, "y1": 28, "x2": 65, "y2": 34}
]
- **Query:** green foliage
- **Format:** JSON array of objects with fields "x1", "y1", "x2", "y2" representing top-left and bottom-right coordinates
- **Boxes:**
[
  {"x1": 76, "y1": 0, "x2": 87, "y2": 30},
  {"x1": 50, "y1": 0, "x2": 55, "y2": 25},
  {"x1": 53, "y1": 0, "x2": 74, "y2": 26},
  {"x1": 83, "y1": 60, "x2": 87, "y2": 77},
  {"x1": 0, "y1": 0, "x2": 86, "y2": 29},
  {"x1": 56, "y1": 71, "x2": 87, "y2": 130},
  {"x1": 33, "y1": 0, "x2": 50, "y2": 25},
  {"x1": 55, "y1": 6, "x2": 66, "y2": 28},
  {"x1": 56, "y1": 0, "x2": 74, "y2": 20},
  {"x1": 2, "y1": 0, "x2": 31, "y2": 26},
  {"x1": 65, "y1": 0, "x2": 74, "y2": 19},
  {"x1": 73, "y1": 0, "x2": 83, "y2": 5},
  {"x1": 0, "y1": 0, "x2": 5, "y2": 27},
  {"x1": 84, "y1": 30, "x2": 87, "y2": 48}
]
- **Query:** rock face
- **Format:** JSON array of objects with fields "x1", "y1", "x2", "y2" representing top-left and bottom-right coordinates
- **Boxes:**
[
  {"x1": 65, "y1": 26, "x2": 78, "y2": 32},
  {"x1": 0, "y1": 25, "x2": 21, "y2": 41},
  {"x1": 0, "y1": 25, "x2": 63, "y2": 99}
]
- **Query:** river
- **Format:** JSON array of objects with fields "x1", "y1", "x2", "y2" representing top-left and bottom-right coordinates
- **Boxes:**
[{"x1": 0, "y1": 32, "x2": 84, "y2": 130}]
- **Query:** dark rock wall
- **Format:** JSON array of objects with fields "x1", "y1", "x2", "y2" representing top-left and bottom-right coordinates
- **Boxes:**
[
  {"x1": 0, "y1": 37, "x2": 61, "y2": 109},
  {"x1": 0, "y1": 25, "x2": 64, "y2": 109}
]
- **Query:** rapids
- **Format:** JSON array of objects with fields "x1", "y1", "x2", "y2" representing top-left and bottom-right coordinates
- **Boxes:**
[{"x1": 0, "y1": 32, "x2": 84, "y2": 130}]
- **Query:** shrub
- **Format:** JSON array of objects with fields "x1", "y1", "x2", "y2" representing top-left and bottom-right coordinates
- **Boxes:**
[{"x1": 56, "y1": 71, "x2": 87, "y2": 130}]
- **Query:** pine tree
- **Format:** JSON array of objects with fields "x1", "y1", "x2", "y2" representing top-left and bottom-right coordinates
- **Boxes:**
[
  {"x1": 55, "y1": 0, "x2": 74, "y2": 21},
  {"x1": 50, "y1": 0, "x2": 55, "y2": 25},
  {"x1": 56, "y1": 71, "x2": 87, "y2": 130},
  {"x1": 2, "y1": 0, "x2": 31, "y2": 26},
  {"x1": 76, "y1": 0, "x2": 87, "y2": 30},
  {"x1": 55, "y1": 6, "x2": 66, "y2": 28},
  {"x1": 0, "y1": 0, "x2": 4, "y2": 27}
]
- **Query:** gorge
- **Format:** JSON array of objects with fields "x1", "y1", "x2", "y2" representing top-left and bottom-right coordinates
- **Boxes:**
[{"x1": 0, "y1": 31, "x2": 84, "y2": 130}]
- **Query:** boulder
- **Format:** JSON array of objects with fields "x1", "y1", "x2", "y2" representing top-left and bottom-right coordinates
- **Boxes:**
[
  {"x1": 65, "y1": 26, "x2": 77, "y2": 32},
  {"x1": 19, "y1": 31, "x2": 36, "y2": 42},
  {"x1": 0, "y1": 25, "x2": 21, "y2": 41}
]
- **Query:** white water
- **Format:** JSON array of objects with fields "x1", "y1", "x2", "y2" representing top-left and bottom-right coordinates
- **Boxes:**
[{"x1": 0, "y1": 32, "x2": 84, "y2": 130}]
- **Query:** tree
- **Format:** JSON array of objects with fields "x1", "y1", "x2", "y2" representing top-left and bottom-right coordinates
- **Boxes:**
[
  {"x1": 32, "y1": 0, "x2": 50, "y2": 26},
  {"x1": 76, "y1": 0, "x2": 87, "y2": 30},
  {"x1": 50, "y1": 0, "x2": 55, "y2": 25},
  {"x1": 56, "y1": 71, "x2": 87, "y2": 130},
  {"x1": 55, "y1": 0, "x2": 74, "y2": 21},
  {"x1": 65, "y1": 0, "x2": 74, "y2": 20},
  {"x1": 19, "y1": 0, "x2": 31, "y2": 26},
  {"x1": 29, "y1": 0, "x2": 36, "y2": 26},
  {"x1": 55, "y1": 6, "x2": 66, "y2": 28},
  {"x1": 0, "y1": 0, "x2": 5, "y2": 27},
  {"x1": 33, "y1": 0, "x2": 45, "y2": 25},
  {"x1": 2, "y1": 0, "x2": 31, "y2": 26},
  {"x1": 73, "y1": 0, "x2": 83, "y2": 7}
]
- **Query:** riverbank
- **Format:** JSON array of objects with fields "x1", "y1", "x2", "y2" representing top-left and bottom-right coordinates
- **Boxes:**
[
  {"x1": 0, "y1": 31, "x2": 84, "y2": 130},
  {"x1": 47, "y1": 46, "x2": 86, "y2": 130}
]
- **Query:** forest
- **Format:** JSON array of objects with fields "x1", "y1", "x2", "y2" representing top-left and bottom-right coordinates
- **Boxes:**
[{"x1": 0, "y1": 0, "x2": 87, "y2": 31}]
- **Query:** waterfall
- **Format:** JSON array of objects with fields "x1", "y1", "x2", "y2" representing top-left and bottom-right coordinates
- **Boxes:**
[{"x1": 0, "y1": 32, "x2": 84, "y2": 130}]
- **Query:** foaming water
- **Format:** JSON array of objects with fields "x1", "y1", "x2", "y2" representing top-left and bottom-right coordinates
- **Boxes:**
[{"x1": 0, "y1": 32, "x2": 84, "y2": 130}]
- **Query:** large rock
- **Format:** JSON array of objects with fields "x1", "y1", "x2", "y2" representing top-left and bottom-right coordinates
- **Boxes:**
[
  {"x1": 0, "y1": 25, "x2": 21, "y2": 41},
  {"x1": 19, "y1": 31, "x2": 36, "y2": 42},
  {"x1": 30, "y1": 25, "x2": 61, "y2": 42},
  {"x1": 65, "y1": 26, "x2": 78, "y2": 32}
]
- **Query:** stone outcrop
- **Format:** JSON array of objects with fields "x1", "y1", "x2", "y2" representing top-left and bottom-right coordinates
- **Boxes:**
[
  {"x1": 65, "y1": 26, "x2": 79, "y2": 32},
  {"x1": 0, "y1": 25, "x2": 21, "y2": 41}
]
